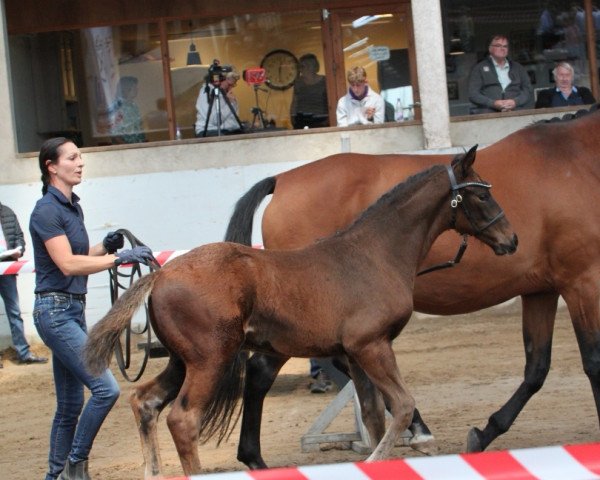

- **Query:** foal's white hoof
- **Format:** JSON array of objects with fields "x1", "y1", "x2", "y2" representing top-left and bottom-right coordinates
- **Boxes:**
[{"x1": 410, "y1": 433, "x2": 438, "y2": 456}]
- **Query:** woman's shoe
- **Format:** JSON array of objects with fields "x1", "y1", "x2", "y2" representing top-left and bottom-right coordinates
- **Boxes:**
[{"x1": 57, "y1": 460, "x2": 91, "y2": 480}]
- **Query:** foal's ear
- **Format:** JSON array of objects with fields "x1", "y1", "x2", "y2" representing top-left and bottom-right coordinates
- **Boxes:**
[{"x1": 459, "y1": 144, "x2": 478, "y2": 175}]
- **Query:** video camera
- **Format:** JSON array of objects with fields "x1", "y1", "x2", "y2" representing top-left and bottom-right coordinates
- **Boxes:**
[
  {"x1": 208, "y1": 59, "x2": 233, "y2": 85},
  {"x1": 242, "y1": 67, "x2": 267, "y2": 86}
]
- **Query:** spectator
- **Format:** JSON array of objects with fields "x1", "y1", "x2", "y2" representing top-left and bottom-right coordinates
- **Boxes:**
[
  {"x1": 195, "y1": 68, "x2": 243, "y2": 136},
  {"x1": 468, "y1": 34, "x2": 533, "y2": 114},
  {"x1": 535, "y1": 62, "x2": 596, "y2": 108},
  {"x1": 290, "y1": 53, "x2": 329, "y2": 129},
  {"x1": 336, "y1": 66, "x2": 384, "y2": 126},
  {"x1": 110, "y1": 76, "x2": 146, "y2": 144},
  {"x1": 309, "y1": 358, "x2": 333, "y2": 394},
  {"x1": 30, "y1": 137, "x2": 155, "y2": 480},
  {"x1": 0, "y1": 201, "x2": 47, "y2": 368}
]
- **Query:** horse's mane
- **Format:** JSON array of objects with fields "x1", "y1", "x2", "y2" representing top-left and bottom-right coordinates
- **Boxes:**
[
  {"x1": 534, "y1": 103, "x2": 599, "y2": 125},
  {"x1": 329, "y1": 163, "x2": 448, "y2": 239}
]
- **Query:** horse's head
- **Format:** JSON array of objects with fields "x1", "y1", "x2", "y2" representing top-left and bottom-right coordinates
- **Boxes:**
[{"x1": 448, "y1": 145, "x2": 518, "y2": 255}]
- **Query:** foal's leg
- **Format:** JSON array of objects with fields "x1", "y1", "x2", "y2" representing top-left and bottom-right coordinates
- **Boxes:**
[
  {"x1": 348, "y1": 360, "x2": 386, "y2": 447},
  {"x1": 350, "y1": 341, "x2": 415, "y2": 461},
  {"x1": 166, "y1": 366, "x2": 214, "y2": 475},
  {"x1": 336, "y1": 355, "x2": 436, "y2": 454},
  {"x1": 237, "y1": 353, "x2": 290, "y2": 469},
  {"x1": 467, "y1": 292, "x2": 558, "y2": 452},
  {"x1": 130, "y1": 356, "x2": 186, "y2": 478}
]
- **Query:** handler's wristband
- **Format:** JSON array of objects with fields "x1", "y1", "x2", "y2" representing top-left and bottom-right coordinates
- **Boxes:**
[{"x1": 114, "y1": 256, "x2": 123, "y2": 267}]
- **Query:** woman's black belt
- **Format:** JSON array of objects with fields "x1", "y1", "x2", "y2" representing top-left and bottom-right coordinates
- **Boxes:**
[{"x1": 35, "y1": 291, "x2": 86, "y2": 301}]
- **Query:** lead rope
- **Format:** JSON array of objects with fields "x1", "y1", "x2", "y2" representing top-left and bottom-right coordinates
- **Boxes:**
[
  {"x1": 109, "y1": 228, "x2": 160, "y2": 382},
  {"x1": 417, "y1": 233, "x2": 468, "y2": 276}
]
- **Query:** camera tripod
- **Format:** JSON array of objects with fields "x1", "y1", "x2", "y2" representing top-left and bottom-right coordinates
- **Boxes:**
[
  {"x1": 201, "y1": 83, "x2": 244, "y2": 137},
  {"x1": 250, "y1": 84, "x2": 267, "y2": 130}
]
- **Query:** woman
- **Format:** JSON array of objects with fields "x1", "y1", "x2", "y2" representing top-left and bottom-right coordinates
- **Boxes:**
[
  {"x1": 29, "y1": 137, "x2": 154, "y2": 480},
  {"x1": 290, "y1": 53, "x2": 329, "y2": 129}
]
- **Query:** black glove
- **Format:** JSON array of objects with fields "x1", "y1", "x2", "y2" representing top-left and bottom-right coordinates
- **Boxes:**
[
  {"x1": 114, "y1": 246, "x2": 155, "y2": 266},
  {"x1": 103, "y1": 231, "x2": 124, "y2": 254}
]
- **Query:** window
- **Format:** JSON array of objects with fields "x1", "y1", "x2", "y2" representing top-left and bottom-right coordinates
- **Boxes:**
[
  {"x1": 10, "y1": 23, "x2": 166, "y2": 152},
  {"x1": 166, "y1": 11, "x2": 326, "y2": 139},
  {"x1": 441, "y1": 1, "x2": 596, "y2": 116},
  {"x1": 7, "y1": 2, "x2": 417, "y2": 152}
]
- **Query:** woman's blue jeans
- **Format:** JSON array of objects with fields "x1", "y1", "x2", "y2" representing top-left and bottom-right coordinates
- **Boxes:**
[{"x1": 33, "y1": 293, "x2": 120, "y2": 480}]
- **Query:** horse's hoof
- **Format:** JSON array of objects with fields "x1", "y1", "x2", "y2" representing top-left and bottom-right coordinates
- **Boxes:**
[
  {"x1": 410, "y1": 433, "x2": 438, "y2": 456},
  {"x1": 466, "y1": 427, "x2": 483, "y2": 453}
]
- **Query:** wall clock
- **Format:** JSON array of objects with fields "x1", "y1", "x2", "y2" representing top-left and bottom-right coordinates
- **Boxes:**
[{"x1": 260, "y1": 49, "x2": 299, "y2": 90}]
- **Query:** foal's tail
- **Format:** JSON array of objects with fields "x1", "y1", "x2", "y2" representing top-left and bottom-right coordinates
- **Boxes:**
[
  {"x1": 224, "y1": 176, "x2": 276, "y2": 245},
  {"x1": 84, "y1": 271, "x2": 159, "y2": 376}
]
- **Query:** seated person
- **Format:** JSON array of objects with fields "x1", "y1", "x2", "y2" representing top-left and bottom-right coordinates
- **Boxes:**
[
  {"x1": 110, "y1": 76, "x2": 146, "y2": 144},
  {"x1": 336, "y1": 66, "x2": 384, "y2": 126},
  {"x1": 535, "y1": 62, "x2": 596, "y2": 108},
  {"x1": 195, "y1": 68, "x2": 243, "y2": 137},
  {"x1": 290, "y1": 53, "x2": 329, "y2": 129},
  {"x1": 468, "y1": 34, "x2": 532, "y2": 114}
]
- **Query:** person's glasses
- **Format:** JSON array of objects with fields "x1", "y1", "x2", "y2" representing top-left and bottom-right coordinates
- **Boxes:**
[{"x1": 490, "y1": 44, "x2": 509, "y2": 49}]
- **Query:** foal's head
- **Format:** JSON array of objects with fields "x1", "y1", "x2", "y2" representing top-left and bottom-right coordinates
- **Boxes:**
[{"x1": 448, "y1": 145, "x2": 518, "y2": 255}]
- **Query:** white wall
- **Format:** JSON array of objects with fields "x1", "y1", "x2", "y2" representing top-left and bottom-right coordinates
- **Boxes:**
[{"x1": 0, "y1": 159, "x2": 301, "y2": 347}]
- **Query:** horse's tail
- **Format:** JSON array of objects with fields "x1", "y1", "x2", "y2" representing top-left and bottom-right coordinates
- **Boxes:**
[
  {"x1": 198, "y1": 347, "x2": 248, "y2": 446},
  {"x1": 213, "y1": 177, "x2": 274, "y2": 443},
  {"x1": 84, "y1": 271, "x2": 159, "y2": 376},
  {"x1": 224, "y1": 176, "x2": 276, "y2": 245}
]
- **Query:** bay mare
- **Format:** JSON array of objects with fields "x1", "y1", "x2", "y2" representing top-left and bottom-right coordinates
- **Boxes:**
[
  {"x1": 85, "y1": 149, "x2": 516, "y2": 477},
  {"x1": 226, "y1": 106, "x2": 600, "y2": 468}
]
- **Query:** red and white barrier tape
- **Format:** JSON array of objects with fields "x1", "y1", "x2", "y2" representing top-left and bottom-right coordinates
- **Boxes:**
[
  {"x1": 0, "y1": 250, "x2": 189, "y2": 275},
  {"x1": 175, "y1": 443, "x2": 600, "y2": 480},
  {"x1": 0, "y1": 246, "x2": 266, "y2": 275}
]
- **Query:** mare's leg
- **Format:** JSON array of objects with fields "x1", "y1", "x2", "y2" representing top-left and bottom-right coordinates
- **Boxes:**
[
  {"x1": 562, "y1": 280, "x2": 600, "y2": 425},
  {"x1": 349, "y1": 340, "x2": 415, "y2": 461},
  {"x1": 237, "y1": 353, "x2": 289, "y2": 469},
  {"x1": 130, "y1": 356, "x2": 186, "y2": 478},
  {"x1": 409, "y1": 408, "x2": 437, "y2": 454},
  {"x1": 467, "y1": 292, "x2": 558, "y2": 452}
]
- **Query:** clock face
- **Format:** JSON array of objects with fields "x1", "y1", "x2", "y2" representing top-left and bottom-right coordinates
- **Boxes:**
[{"x1": 261, "y1": 50, "x2": 299, "y2": 90}]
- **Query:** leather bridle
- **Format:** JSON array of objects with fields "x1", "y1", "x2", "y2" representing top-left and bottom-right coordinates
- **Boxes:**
[
  {"x1": 446, "y1": 164, "x2": 505, "y2": 235},
  {"x1": 416, "y1": 165, "x2": 505, "y2": 276}
]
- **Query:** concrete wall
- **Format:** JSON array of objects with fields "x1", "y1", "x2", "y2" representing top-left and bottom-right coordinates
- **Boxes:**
[{"x1": 0, "y1": 108, "x2": 565, "y2": 348}]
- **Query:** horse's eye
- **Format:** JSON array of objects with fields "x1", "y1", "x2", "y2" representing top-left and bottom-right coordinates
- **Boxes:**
[{"x1": 477, "y1": 192, "x2": 490, "y2": 201}]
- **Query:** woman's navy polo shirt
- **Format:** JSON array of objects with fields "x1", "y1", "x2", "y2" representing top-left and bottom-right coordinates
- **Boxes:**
[{"x1": 29, "y1": 186, "x2": 90, "y2": 294}]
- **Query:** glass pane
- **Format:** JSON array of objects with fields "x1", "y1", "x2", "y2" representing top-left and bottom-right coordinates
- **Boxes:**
[
  {"x1": 441, "y1": 1, "x2": 593, "y2": 116},
  {"x1": 339, "y1": 11, "x2": 413, "y2": 124},
  {"x1": 81, "y1": 24, "x2": 166, "y2": 144},
  {"x1": 9, "y1": 23, "x2": 164, "y2": 152},
  {"x1": 166, "y1": 11, "x2": 325, "y2": 138}
]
